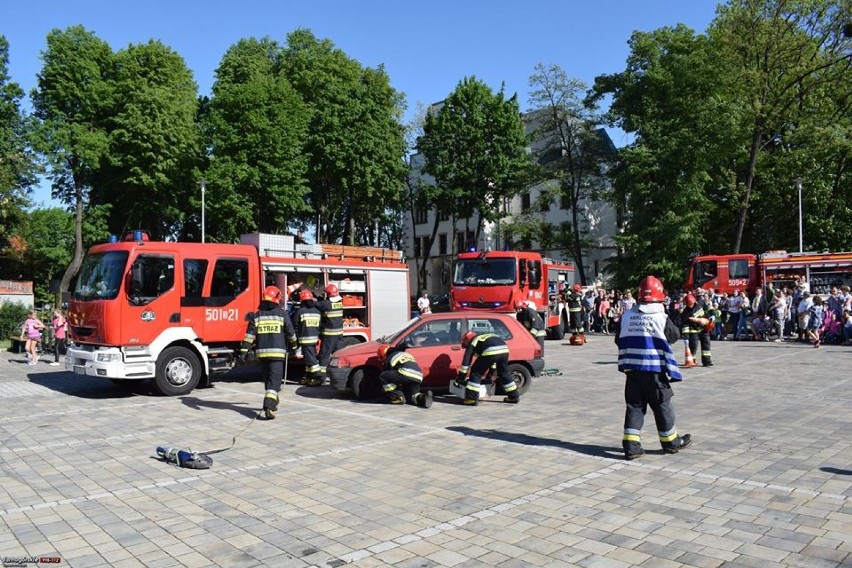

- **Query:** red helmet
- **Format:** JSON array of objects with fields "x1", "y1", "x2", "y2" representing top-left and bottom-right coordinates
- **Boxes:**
[
  {"x1": 573, "y1": 283, "x2": 581, "y2": 293},
  {"x1": 461, "y1": 331, "x2": 477, "y2": 347},
  {"x1": 637, "y1": 276, "x2": 665, "y2": 303},
  {"x1": 376, "y1": 345, "x2": 390, "y2": 361},
  {"x1": 685, "y1": 293, "x2": 696, "y2": 307},
  {"x1": 514, "y1": 299, "x2": 527, "y2": 311},
  {"x1": 299, "y1": 289, "x2": 314, "y2": 302},
  {"x1": 263, "y1": 285, "x2": 282, "y2": 303},
  {"x1": 325, "y1": 284, "x2": 339, "y2": 297}
]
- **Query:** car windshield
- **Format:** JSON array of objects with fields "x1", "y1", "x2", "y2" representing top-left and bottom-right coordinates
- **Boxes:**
[
  {"x1": 72, "y1": 251, "x2": 129, "y2": 301},
  {"x1": 453, "y1": 259, "x2": 516, "y2": 286},
  {"x1": 376, "y1": 315, "x2": 421, "y2": 344}
]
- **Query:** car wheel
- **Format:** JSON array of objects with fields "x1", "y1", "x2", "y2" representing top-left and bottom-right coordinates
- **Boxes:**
[
  {"x1": 505, "y1": 363, "x2": 532, "y2": 395},
  {"x1": 153, "y1": 346, "x2": 201, "y2": 396},
  {"x1": 350, "y1": 367, "x2": 382, "y2": 401}
]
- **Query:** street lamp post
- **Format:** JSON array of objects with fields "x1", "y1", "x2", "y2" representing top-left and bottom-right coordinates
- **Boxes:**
[
  {"x1": 795, "y1": 178, "x2": 803, "y2": 254},
  {"x1": 199, "y1": 179, "x2": 207, "y2": 243}
]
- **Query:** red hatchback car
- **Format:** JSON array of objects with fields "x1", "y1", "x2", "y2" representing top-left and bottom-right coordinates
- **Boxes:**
[{"x1": 328, "y1": 312, "x2": 545, "y2": 399}]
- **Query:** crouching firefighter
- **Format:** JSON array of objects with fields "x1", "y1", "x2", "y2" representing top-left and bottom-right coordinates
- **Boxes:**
[
  {"x1": 456, "y1": 331, "x2": 520, "y2": 405},
  {"x1": 238, "y1": 285, "x2": 297, "y2": 420},
  {"x1": 615, "y1": 275, "x2": 692, "y2": 460},
  {"x1": 515, "y1": 300, "x2": 546, "y2": 355},
  {"x1": 376, "y1": 345, "x2": 432, "y2": 408}
]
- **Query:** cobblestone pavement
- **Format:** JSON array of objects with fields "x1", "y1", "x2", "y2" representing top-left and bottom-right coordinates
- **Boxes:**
[{"x1": 0, "y1": 336, "x2": 850, "y2": 567}]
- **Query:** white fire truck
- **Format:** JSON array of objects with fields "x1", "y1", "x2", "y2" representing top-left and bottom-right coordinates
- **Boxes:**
[{"x1": 65, "y1": 232, "x2": 410, "y2": 395}]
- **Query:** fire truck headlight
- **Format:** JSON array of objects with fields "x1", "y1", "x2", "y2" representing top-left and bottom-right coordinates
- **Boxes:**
[{"x1": 96, "y1": 353, "x2": 121, "y2": 363}]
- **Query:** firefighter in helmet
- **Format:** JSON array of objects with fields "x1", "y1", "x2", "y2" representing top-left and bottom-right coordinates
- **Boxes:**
[
  {"x1": 456, "y1": 331, "x2": 520, "y2": 405},
  {"x1": 316, "y1": 284, "x2": 344, "y2": 382},
  {"x1": 681, "y1": 293, "x2": 712, "y2": 367},
  {"x1": 615, "y1": 275, "x2": 692, "y2": 460},
  {"x1": 566, "y1": 283, "x2": 585, "y2": 345},
  {"x1": 514, "y1": 299, "x2": 546, "y2": 355},
  {"x1": 293, "y1": 288, "x2": 323, "y2": 386},
  {"x1": 238, "y1": 285, "x2": 297, "y2": 420},
  {"x1": 376, "y1": 344, "x2": 432, "y2": 408}
]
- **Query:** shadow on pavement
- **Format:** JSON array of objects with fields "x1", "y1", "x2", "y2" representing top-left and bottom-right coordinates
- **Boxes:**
[
  {"x1": 820, "y1": 466, "x2": 852, "y2": 475},
  {"x1": 28, "y1": 372, "x2": 150, "y2": 399},
  {"x1": 446, "y1": 426, "x2": 622, "y2": 459},
  {"x1": 180, "y1": 395, "x2": 259, "y2": 418}
]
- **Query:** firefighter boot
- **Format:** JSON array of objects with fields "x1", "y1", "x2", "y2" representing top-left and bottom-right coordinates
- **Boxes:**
[
  {"x1": 306, "y1": 374, "x2": 324, "y2": 387},
  {"x1": 414, "y1": 390, "x2": 433, "y2": 409},
  {"x1": 503, "y1": 394, "x2": 520, "y2": 404},
  {"x1": 663, "y1": 433, "x2": 692, "y2": 454}
]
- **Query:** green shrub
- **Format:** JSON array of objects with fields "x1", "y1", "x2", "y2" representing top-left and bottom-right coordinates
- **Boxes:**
[{"x1": 0, "y1": 302, "x2": 31, "y2": 340}]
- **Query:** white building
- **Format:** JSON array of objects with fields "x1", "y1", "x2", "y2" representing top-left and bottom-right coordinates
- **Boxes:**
[{"x1": 405, "y1": 110, "x2": 619, "y2": 296}]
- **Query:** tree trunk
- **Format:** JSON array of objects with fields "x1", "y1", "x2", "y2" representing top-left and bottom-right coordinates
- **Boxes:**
[
  {"x1": 59, "y1": 182, "x2": 85, "y2": 298},
  {"x1": 733, "y1": 129, "x2": 763, "y2": 254}
]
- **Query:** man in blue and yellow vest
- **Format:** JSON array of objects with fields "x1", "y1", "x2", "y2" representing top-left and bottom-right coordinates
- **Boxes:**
[
  {"x1": 456, "y1": 331, "x2": 520, "y2": 406},
  {"x1": 615, "y1": 275, "x2": 692, "y2": 460},
  {"x1": 239, "y1": 286, "x2": 297, "y2": 420},
  {"x1": 376, "y1": 345, "x2": 432, "y2": 408}
]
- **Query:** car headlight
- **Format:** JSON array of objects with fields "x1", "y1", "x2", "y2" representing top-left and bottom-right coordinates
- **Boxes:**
[
  {"x1": 96, "y1": 353, "x2": 121, "y2": 363},
  {"x1": 329, "y1": 356, "x2": 339, "y2": 368}
]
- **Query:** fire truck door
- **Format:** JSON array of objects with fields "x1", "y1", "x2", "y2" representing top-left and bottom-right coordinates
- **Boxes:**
[
  {"x1": 182, "y1": 257, "x2": 253, "y2": 343},
  {"x1": 123, "y1": 253, "x2": 180, "y2": 345}
]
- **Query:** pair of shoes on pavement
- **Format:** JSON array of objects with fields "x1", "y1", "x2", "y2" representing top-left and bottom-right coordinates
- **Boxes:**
[{"x1": 664, "y1": 434, "x2": 692, "y2": 454}]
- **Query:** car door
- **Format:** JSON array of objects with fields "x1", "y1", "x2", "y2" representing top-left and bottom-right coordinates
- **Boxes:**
[{"x1": 401, "y1": 317, "x2": 464, "y2": 388}]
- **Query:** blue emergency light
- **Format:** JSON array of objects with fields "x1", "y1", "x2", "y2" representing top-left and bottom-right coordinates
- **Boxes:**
[
  {"x1": 108, "y1": 235, "x2": 118, "y2": 243},
  {"x1": 134, "y1": 230, "x2": 144, "y2": 241}
]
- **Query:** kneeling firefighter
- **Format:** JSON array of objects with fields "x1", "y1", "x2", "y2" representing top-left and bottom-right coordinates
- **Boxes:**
[
  {"x1": 239, "y1": 285, "x2": 297, "y2": 420},
  {"x1": 456, "y1": 331, "x2": 520, "y2": 405},
  {"x1": 377, "y1": 345, "x2": 432, "y2": 408}
]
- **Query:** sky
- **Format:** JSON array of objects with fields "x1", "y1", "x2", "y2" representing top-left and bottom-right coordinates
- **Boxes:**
[{"x1": 3, "y1": 0, "x2": 721, "y2": 207}]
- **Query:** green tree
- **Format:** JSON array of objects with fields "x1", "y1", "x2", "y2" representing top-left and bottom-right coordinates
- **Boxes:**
[
  {"x1": 31, "y1": 26, "x2": 112, "y2": 296},
  {"x1": 0, "y1": 35, "x2": 38, "y2": 246},
  {"x1": 16, "y1": 207, "x2": 74, "y2": 304},
  {"x1": 91, "y1": 40, "x2": 200, "y2": 239},
  {"x1": 281, "y1": 29, "x2": 407, "y2": 245},
  {"x1": 204, "y1": 37, "x2": 311, "y2": 242},
  {"x1": 508, "y1": 63, "x2": 613, "y2": 285},
  {"x1": 416, "y1": 76, "x2": 530, "y2": 254}
]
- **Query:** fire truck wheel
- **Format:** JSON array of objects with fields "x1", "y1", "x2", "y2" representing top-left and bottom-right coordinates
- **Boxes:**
[
  {"x1": 500, "y1": 363, "x2": 532, "y2": 395},
  {"x1": 351, "y1": 367, "x2": 382, "y2": 401},
  {"x1": 154, "y1": 346, "x2": 201, "y2": 396}
]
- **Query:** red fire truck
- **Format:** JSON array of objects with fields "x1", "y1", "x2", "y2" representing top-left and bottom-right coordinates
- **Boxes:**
[
  {"x1": 65, "y1": 232, "x2": 410, "y2": 395},
  {"x1": 450, "y1": 250, "x2": 575, "y2": 339},
  {"x1": 684, "y1": 250, "x2": 852, "y2": 295}
]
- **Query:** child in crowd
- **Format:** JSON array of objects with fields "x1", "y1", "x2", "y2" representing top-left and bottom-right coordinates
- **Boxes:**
[
  {"x1": 21, "y1": 311, "x2": 45, "y2": 365},
  {"x1": 751, "y1": 315, "x2": 769, "y2": 341},
  {"x1": 806, "y1": 296, "x2": 826, "y2": 348}
]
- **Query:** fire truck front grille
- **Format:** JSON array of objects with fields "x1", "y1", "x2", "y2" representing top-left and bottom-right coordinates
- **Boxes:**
[{"x1": 467, "y1": 302, "x2": 505, "y2": 309}]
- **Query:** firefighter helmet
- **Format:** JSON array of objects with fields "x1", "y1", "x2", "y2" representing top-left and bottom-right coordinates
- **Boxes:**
[
  {"x1": 376, "y1": 345, "x2": 390, "y2": 362},
  {"x1": 325, "y1": 284, "x2": 339, "y2": 297},
  {"x1": 685, "y1": 293, "x2": 696, "y2": 307},
  {"x1": 637, "y1": 276, "x2": 665, "y2": 303},
  {"x1": 461, "y1": 331, "x2": 477, "y2": 347},
  {"x1": 262, "y1": 286, "x2": 282, "y2": 303},
  {"x1": 299, "y1": 289, "x2": 314, "y2": 302},
  {"x1": 572, "y1": 283, "x2": 581, "y2": 293},
  {"x1": 514, "y1": 299, "x2": 527, "y2": 311}
]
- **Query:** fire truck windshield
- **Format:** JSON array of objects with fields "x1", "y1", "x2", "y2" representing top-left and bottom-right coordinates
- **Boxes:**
[
  {"x1": 72, "y1": 251, "x2": 129, "y2": 301},
  {"x1": 453, "y1": 259, "x2": 516, "y2": 286}
]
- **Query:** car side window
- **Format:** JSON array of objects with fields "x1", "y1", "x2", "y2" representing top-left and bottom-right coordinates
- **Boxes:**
[
  {"x1": 466, "y1": 318, "x2": 514, "y2": 341},
  {"x1": 407, "y1": 319, "x2": 462, "y2": 346}
]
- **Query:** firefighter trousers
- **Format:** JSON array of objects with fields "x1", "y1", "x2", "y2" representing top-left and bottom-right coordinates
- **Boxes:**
[
  {"x1": 623, "y1": 371, "x2": 684, "y2": 453},
  {"x1": 379, "y1": 369, "x2": 422, "y2": 404},
  {"x1": 301, "y1": 342, "x2": 320, "y2": 379},
  {"x1": 466, "y1": 354, "x2": 517, "y2": 402},
  {"x1": 686, "y1": 332, "x2": 712, "y2": 365},
  {"x1": 318, "y1": 334, "x2": 340, "y2": 372},
  {"x1": 261, "y1": 359, "x2": 285, "y2": 411}
]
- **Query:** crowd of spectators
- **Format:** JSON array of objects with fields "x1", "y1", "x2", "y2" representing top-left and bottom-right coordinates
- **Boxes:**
[{"x1": 573, "y1": 277, "x2": 852, "y2": 348}]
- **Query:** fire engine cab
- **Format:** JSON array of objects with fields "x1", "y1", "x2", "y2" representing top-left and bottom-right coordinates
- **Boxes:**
[
  {"x1": 450, "y1": 250, "x2": 575, "y2": 339},
  {"x1": 65, "y1": 232, "x2": 410, "y2": 395},
  {"x1": 685, "y1": 250, "x2": 852, "y2": 295}
]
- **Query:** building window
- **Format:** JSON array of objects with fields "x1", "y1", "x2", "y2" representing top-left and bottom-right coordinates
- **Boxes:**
[
  {"x1": 414, "y1": 238, "x2": 421, "y2": 258},
  {"x1": 421, "y1": 236, "x2": 431, "y2": 257},
  {"x1": 540, "y1": 194, "x2": 550, "y2": 213},
  {"x1": 439, "y1": 234, "x2": 447, "y2": 255},
  {"x1": 439, "y1": 208, "x2": 450, "y2": 221},
  {"x1": 456, "y1": 232, "x2": 465, "y2": 254},
  {"x1": 521, "y1": 192, "x2": 531, "y2": 212},
  {"x1": 561, "y1": 193, "x2": 570, "y2": 210},
  {"x1": 521, "y1": 236, "x2": 532, "y2": 249},
  {"x1": 414, "y1": 207, "x2": 428, "y2": 225}
]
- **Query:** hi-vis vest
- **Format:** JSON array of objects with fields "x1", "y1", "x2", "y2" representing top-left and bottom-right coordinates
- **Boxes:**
[
  {"x1": 617, "y1": 304, "x2": 682, "y2": 381},
  {"x1": 387, "y1": 351, "x2": 423, "y2": 383}
]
